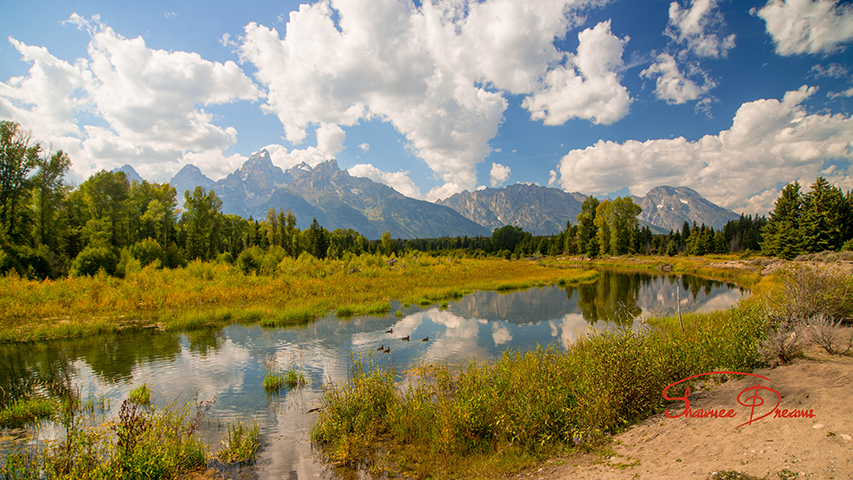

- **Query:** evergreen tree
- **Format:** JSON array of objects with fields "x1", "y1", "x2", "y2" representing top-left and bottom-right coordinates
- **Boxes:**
[
  {"x1": 308, "y1": 218, "x2": 328, "y2": 259},
  {"x1": 666, "y1": 239, "x2": 678, "y2": 256},
  {"x1": 761, "y1": 182, "x2": 802, "y2": 259},
  {"x1": 800, "y1": 177, "x2": 846, "y2": 253},
  {"x1": 576, "y1": 196, "x2": 599, "y2": 257}
]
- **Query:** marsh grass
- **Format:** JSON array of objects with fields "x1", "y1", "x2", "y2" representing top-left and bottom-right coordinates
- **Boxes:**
[
  {"x1": 263, "y1": 354, "x2": 306, "y2": 393},
  {"x1": 218, "y1": 421, "x2": 261, "y2": 464},
  {"x1": 0, "y1": 396, "x2": 57, "y2": 428},
  {"x1": 1, "y1": 395, "x2": 214, "y2": 480},
  {"x1": 127, "y1": 383, "x2": 151, "y2": 405},
  {"x1": 311, "y1": 294, "x2": 768, "y2": 478},
  {"x1": 0, "y1": 257, "x2": 596, "y2": 343}
]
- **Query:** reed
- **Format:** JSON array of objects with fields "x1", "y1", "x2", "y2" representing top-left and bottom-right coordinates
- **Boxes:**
[
  {"x1": 1, "y1": 396, "x2": 213, "y2": 480},
  {"x1": 218, "y1": 421, "x2": 261, "y2": 464},
  {"x1": 127, "y1": 383, "x2": 151, "y2": 405}
]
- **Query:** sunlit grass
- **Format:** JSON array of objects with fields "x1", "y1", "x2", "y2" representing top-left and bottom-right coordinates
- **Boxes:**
[
  {"x1": 311, "y1": 290, "x2": 769, "y2": 478},
  {"x1": 128, "y1": 383, "x2": 151, "y2": 405},
  {"x1": 218, "y1": 421, "x2": 261, "y2": 464},
  {"x1": 0, "y1": 255, "x2": 598, "y2": 342},
  {"x1": 0, "y1": 396, "x2": 58, "y2": 428}
]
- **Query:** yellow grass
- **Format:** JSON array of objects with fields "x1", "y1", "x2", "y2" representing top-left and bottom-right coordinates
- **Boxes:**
[{"x1": 0, "y1": 255, "x2": 599, "y2": 343}]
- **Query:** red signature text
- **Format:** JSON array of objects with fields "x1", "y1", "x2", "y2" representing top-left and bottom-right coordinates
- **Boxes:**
[{"x1": 662, "y1": 371, "x2": 815, "y2": 428}]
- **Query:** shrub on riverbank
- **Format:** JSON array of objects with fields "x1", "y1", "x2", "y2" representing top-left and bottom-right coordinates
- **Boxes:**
[{"x1": 310, "y1": 293, "x2": 768, "y2": 477}]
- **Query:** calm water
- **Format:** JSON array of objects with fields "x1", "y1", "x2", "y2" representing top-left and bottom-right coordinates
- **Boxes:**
[{"x1": 0, "y1": 269, "x2": 746, "y2": 478}]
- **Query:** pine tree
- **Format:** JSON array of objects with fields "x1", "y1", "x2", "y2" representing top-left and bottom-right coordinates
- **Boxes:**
[
  {"x1": 800, "y1": 177, "x2": 845, "y2": 253},
  {"x1": 761, "y1": 182, "x2": 802, "y2": 259}
]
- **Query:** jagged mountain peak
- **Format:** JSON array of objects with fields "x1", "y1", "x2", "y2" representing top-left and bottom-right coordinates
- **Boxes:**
[
  {"x1": 632, "y1": 185, "x2": 739, "y2": 231},
  {"x1": 438, "y1": 183, "x2": 587, "y2": 236},
  {"x1": 111, "y1": 164, "x2": 143, "y2": 183}
]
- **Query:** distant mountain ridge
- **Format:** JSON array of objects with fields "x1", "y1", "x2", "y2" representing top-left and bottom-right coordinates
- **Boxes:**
[
  {"x1": 439, "y1": 184, "x2": 739, "y2": 235},
  {"x1": 631, "y1": 186, "x2": 740, "y2": 232},
  {"x1": 127, "y1": 151, "x2": 741, "y2": 239},
  {"x1": 167, "y1": 150, "x2": 490, "y2": 239},
  {"x1": 436, "y1": 184, "x2": 588, "y2": 236}
]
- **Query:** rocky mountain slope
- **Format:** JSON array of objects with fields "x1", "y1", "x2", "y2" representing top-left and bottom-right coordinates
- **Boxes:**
[
  {"x1": 437, "y1": 183, "x2": 738, "y2": 235},
  {"x1": 436, "y1": 184, "x2": 588, "y2": 236},
  {"x1": 632, "y1": 186, "x2": 740, "y2": 232},
  {"x1": 161, "y1": 151, "x2": 739, "y2": 238},
  {"x1": 167, "y1": 150, "x2": 489, "y2": 239}
]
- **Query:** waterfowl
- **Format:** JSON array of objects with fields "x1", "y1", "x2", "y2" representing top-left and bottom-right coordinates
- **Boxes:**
[
  {"x1": 385, "y1": 328, "x2": 393, "y2": 334},
  {"x1": 421, "y1": 337, "x2": 429, "y2": 342},
  {"x1": 402, "y1": 335, "x2": 410, "y2": 341},
  {"x1": 377, "y1": 345, "x2": 384, "y2": 351},
  {"x1": 383, "y1": 346, "x2": 390, "y2": 353}
]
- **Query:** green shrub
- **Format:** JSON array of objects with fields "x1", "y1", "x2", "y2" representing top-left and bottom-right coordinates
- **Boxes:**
[
  {"x1": 237, "y1": 246, "x2": 263, "y2": 275},
  {"x1": 128, "y1": 383, "x2": 151, "y2": 404},
  {"x1": 217, "y1": 251, "x2": 234, "y2": 264},
  {"x1": 71, "y1": 246, "x2": 118, "y2": 277},
  {"x1": 162, "y1": 242, "x2": 186, "y2": 269},
  {"x1": 130, "y1": 238, "x2": 165, "y2": 267}
]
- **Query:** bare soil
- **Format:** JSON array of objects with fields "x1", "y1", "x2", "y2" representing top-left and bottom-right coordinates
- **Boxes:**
[{"x1": 525, "y1": 348, "x2": 853, "y2": 480}]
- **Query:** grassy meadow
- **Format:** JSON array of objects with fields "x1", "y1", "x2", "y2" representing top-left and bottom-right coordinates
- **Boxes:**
[{"x1": 0, "y1": 253, "x2": 600, "y2": 343}]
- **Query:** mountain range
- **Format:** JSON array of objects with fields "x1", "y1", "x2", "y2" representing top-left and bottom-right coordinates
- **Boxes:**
[{"x1": 113, "y1": 149, "x2": 740, "y2": 239}]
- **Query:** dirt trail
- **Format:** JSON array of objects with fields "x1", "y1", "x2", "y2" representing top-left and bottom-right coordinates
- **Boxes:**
[{"x1": 528, "y1": 351, "x2": 853, "y2": 480}]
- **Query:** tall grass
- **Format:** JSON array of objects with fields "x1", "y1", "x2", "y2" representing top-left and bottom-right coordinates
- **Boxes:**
[
  {"x1": 1, "y1": 396, "x2": 212, "y2": 480},
  {"x1": 311, "y1": 294, "x2": 768, "y2": 477},
  {"x1": 218, "y1": 421, "x2": 261, "y2": 464},
  {"x1": 0, "y1": 385, "x2": 266, "y2": 479},
  {"x1": 0, "y1": 256, "x2": 597, "y2": 343}
]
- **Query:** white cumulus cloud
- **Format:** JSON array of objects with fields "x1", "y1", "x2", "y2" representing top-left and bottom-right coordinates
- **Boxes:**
[
  {"x1": 489, "y1": 162, "x2": 511, "y2": 187},
  {"x1": 666, "y1": 0, "x2": 736, "y2": 58},
  {"x1": 555, "y1": 85, "x2": 853, "y2": 215},
  {"x1": 347, "y1": 163, "x2": 422, "y2": 199},
  {"x1": 1, "y1": 14, "x2": 262, "y2": 182},
  {"x1": 642, "y1": 0, "x2": 731, "y2": 111},
  {"x1": 641, "y1": 53, "x2": 715, "y2": 105},
  {"x1": 236, "y1": 0, "x2": 627, "y2": 200},
  {"x1": 755, "y1": 0, "x2": 853, "y2": 56},
  {"x1": 521, "y1": 20, "x2": 631, "y2": 126}
]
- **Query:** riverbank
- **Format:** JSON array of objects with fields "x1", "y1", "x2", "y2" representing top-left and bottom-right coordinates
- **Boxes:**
[
  {"x1": 0, "y1": 255, "x2": 599, "y2": 343},
  {"x1": 309, "y1": 257, "x2": 853, "y2": 479},
  {"x1": 533, "y1": 347, "x2": 853, "y2": 479},
  {"x1": 310, "y1": 289, "x2": 769, "y2": 478}
]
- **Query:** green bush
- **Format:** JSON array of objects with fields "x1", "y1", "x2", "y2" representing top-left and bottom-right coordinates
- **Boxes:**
[
  {"x1": 162, "y1": 242, "x2": 186, "y2": 269},
  {"x1": 237, "y1": 246, "x2": 263, "y2": 275},
  {"x1": 130, "y1": 238, "x2": 165, "y2": 267},
  {"x1": 217, "y1": 251, "x2": 234, "y2": 264},
  {"x1": 71, "y1": 246, "x2": 118, "y2": 277}
]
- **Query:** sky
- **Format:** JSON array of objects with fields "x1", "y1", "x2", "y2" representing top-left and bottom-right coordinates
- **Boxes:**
[{"x1": 2, "y1": 0, "x2": 853, "y2": 215}]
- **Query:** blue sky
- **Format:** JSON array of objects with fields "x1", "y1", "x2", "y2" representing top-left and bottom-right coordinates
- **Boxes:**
[{"x1": 2, "y1": 0, "x2": 852, "y2": 215}]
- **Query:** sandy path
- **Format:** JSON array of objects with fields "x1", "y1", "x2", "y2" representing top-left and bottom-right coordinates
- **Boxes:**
[{"x1": 524, "y1": 353, "x2": 853, "y2": 480}]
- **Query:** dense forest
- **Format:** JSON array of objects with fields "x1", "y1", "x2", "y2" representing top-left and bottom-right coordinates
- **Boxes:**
[{"x1": 2, "y1": 120, "x2": 852, "y2": 280}]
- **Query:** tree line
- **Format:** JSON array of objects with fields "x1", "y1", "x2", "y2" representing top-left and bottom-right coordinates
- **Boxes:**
[
  {"x1": 0, "y1": 120, "x2": 375, "y2": 279},
  {"x1": 3, "y1": 120, "x2": 851, "y2": 279}
]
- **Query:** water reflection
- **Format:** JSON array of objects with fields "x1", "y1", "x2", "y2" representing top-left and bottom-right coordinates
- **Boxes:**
[{"x1": 1, "y1": 269, "x2": 746, "y2": 479}]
